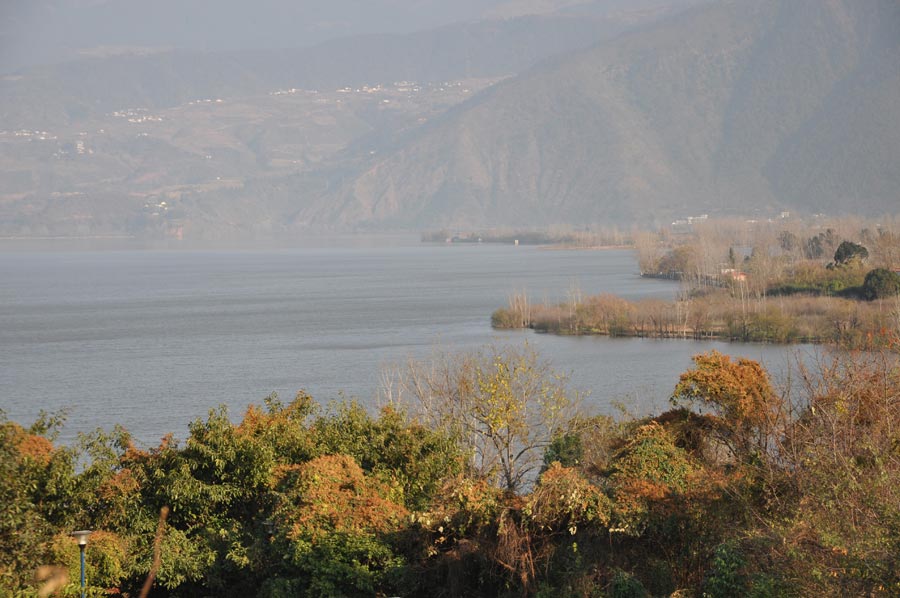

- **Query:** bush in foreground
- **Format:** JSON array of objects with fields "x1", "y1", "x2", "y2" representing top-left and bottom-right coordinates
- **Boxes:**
[{"x1": 4, "y1": 346, "x2": 900, "y2": 596}]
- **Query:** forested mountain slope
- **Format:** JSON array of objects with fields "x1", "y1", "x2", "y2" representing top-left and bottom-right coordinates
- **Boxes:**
[{"x1": 307, "y1": 0, "x2": 900, "y2": 229}]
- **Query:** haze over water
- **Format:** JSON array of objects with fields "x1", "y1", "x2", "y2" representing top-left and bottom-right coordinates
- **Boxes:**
[{"x1": 1, "y1": 241, "x2": 811, "y2": 446}]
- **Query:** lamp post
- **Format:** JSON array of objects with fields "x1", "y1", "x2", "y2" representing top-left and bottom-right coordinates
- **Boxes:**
[{"x1": 70, "y1": 530, "x2": 92, "y2": 598}]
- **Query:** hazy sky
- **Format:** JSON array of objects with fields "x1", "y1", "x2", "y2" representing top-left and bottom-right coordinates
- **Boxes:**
[{"x1": 0, "y1": 0, "x2": 518, "y2": 73}]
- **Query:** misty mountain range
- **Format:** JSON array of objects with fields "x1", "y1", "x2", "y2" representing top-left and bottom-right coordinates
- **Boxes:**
[
  {"x1": 0, "y1": 0, "x2": 689, "y2": 73},
  {"x1": 0, "y1": 0, "x2": 897, "y2": 240}
]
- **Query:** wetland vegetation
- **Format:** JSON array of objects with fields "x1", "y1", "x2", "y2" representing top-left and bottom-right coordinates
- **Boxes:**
[{"x1": 493, "y1": 217, "x2": 900, "y2": 348}]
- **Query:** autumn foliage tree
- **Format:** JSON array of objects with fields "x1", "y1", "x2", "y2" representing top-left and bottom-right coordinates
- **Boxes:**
[
  {"x1": 671, "y1": 351, "x2": 781, "y2": 461},
  {"x1": 0, "y1": 415, "x2": 63, "y2": 593},
  {"x1": 272, "y1": 455, "x2": 410, "y2": 597},
  {"x1": 6, "y1": 344, "x2": 900, "y2": 597}
]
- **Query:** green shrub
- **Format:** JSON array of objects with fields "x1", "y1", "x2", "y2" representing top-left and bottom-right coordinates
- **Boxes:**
[
  {"x1": 833, "y1": 241, "x2": 869, "y2": 265},
  {"x1": 862, "y1": 268, "x2": 900, "y2": 300},
  {"x1": 643, "y1": 558, "x2": 676, "y2": 596},
  {"x1": 290, "y1": 532, "x2": 406, "y2": 598},
  {"x1": 543, "y1": 432, "x2": 583, "y2": 470},
  {"x1": 609, "y1": 569, "x2": 649, "y2": 598},
  {"x1": 607, "y1": 422, "x2": 696, "y2": 535},
  {"x1": 312, "y1": 403, "x2": 464, "y2": 510},
  {"x1": 702, "y1": 542, "x2": 748, "y2": 598}
]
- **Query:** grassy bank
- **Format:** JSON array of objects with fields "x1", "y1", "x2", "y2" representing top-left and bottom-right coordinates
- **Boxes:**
[
  {"x1": 496, "y1": 216, "x2": 900, "y2": 347},
  {"x1": 493, "y1": 289, "x2": 900, "y2": 347}
]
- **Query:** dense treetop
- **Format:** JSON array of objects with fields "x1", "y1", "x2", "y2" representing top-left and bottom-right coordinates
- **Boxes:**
[{"x1": 3, "y1": 342, "x2": 900, "y2": 596}]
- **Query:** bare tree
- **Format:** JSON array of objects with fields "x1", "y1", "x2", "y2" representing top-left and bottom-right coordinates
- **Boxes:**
[
  {"x1": 507, "y1": 290, "x2": 531, "y2": 328},
  {"x1": 633, "y1": 230, "x2": 663, "y2": 274},
  {"x1": 386, "y1": 345, "x2": 580, "y2": 493}
]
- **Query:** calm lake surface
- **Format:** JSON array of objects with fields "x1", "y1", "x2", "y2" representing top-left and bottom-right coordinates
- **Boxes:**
[{"x1": 0, "y1": 241, "x2": 816, "y2": 446}]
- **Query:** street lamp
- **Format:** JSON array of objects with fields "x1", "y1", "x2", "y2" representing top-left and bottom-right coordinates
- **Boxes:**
[{"x1": 70, "y1": 530, "x2": 92, "y2": 598}]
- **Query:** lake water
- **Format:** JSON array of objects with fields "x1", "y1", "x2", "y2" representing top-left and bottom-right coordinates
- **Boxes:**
[{"x1": 0, "y1": 241, "x2": 816, "y2": 446}]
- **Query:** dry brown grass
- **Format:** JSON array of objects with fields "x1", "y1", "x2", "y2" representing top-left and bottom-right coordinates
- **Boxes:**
[{"x1": 495, "y1": 288, "x2": 898, "y2": 347}]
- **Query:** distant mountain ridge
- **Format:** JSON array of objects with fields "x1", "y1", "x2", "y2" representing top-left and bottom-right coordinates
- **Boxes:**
[
  {"x1": 298, "y1": 0, "x2": 900, "y2": 229},
  {"x1": 0, "y1": 13, "x2": 644, "y2": 129},
  {"x1": 0, "y1": 0, "x2": 701, "y2": 74},
  {"x1": 0, "y1": 0, "x2": 511, "y2": 74},
  {"x1": 3, "y1": 5, "x2": 698, "y2": 240},
  {"x1": 1, "y1": 0, "x2": 897, "y2": 241}
]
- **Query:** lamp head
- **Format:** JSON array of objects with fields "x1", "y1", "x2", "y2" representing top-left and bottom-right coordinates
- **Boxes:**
[{"x1": 71, "y1": 530, "x2": 92, "y2": 546}]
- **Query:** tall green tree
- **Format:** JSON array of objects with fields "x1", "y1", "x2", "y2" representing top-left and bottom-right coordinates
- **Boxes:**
[{"x1": 833, "y1": 240, "x2": 869, "y2": 265}]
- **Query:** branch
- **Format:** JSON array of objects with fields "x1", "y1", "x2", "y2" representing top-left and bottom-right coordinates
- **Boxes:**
[{"x1": 139, "y1": 506, "x2": 170, "y2": 598}]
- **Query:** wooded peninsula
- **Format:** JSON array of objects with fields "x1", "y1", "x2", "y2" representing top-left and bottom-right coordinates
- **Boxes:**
[{"x1": 493, "y1": 217, "x2": 900, "y2": 348}]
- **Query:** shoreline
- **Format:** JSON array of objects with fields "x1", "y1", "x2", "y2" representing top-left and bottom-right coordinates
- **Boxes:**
[
  {"x1": 538, "y1": 243, "x2": 634, "y2": 251},
  {"x1": 521, "y1": 324, "x2": 828, "y2": 345}
]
